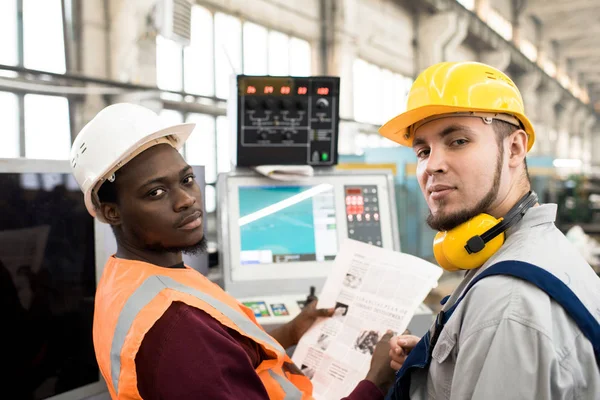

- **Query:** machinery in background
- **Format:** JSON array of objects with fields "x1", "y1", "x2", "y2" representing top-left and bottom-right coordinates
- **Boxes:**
[
  {"x1": 216, "y1": 169, "x2": 398, "y2": 326},
  {"x1": 0, "y1": 159, "x2": 106, "y2": 400},
  {"x1": 229, "y1": 75, "x2": 340, "y2": 167}
]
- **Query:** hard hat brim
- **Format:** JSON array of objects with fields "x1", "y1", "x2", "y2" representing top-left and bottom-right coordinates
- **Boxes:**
[
  {"x1": 85, "y1": 122, "x2": 196, "y2": 221},
  {"x1": 379, "y1": 105, "x2": 535, "y2": 152}
]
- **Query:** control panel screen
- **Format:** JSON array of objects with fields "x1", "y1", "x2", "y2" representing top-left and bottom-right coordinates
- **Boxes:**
[
  {"x1": 345, "y1": 185, "x2": 383, "y2": 247},
  {"x1": 238, "y1": 184, "x2": 338, "y2": 265},
  {"x1": 235, "y1": 76, "x2": 340, "y2": 167}
]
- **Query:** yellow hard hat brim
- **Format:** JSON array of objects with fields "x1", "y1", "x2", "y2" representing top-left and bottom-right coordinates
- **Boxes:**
[{"x1": 379, "y1": 104, "x2": 536, "y2": 152}]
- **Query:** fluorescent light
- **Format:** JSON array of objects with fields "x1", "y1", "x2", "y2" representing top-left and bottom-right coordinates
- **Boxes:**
[
  {"x1": 239, "y1": 184, "x2": 333, "y2": 227},
  {"x1": 553, "y1": 159, "x2": 582, "y2": 168}
]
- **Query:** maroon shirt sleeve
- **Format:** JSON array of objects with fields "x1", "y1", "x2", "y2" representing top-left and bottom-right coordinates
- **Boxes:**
[
  {"x1": 136, "y1": 301, "x2": 384, "y2": 400},
  {"x1": 136, "y1": 301, "x2": 269, "y2": 400}
]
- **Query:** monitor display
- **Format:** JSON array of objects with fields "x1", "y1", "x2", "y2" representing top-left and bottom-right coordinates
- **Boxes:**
[
  {"x1": 0, "y1": 170, "x2": 98, "y2": 399},
  {"x1": 238, "y1": 184, "x2": 338, "y2": 265}
]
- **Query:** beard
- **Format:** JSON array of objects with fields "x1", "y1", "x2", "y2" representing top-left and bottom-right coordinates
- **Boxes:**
[
  {"x1": 143, "y1": 235, "x2": 208, "y2": 255},
  {"x1": 426, "y1": 147, "x2": 503, "y2": 232}
]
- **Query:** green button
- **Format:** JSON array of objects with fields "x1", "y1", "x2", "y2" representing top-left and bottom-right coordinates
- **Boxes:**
[{"x1": 321, "y1": 152, "x2": 329, "y2": 161}]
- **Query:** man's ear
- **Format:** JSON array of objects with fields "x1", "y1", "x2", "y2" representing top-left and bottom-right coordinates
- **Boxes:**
[
  {"x1": 100, "y1": 203, "x2": 122, "y2": 226},
  {"x1": 508, "y1": 129, "x2": 528, "y2": 168}
]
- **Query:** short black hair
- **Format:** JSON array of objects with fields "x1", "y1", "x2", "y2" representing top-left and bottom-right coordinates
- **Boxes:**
[
  {"x1": 97, "y1": 173, "x2": 119, "y2": 204},
  {"x1": 492, "y1": 119, "x2": 530, "y2": 182}
]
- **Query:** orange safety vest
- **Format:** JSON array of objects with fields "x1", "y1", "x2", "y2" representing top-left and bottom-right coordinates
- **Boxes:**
[{"x1": 93, "y1": 256, "x2": 314, "y2": 399}]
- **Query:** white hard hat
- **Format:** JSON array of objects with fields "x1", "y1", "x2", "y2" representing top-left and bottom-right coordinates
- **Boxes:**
[{"x1": 70, "y1": 103, "x2": 195, "y2": 221}]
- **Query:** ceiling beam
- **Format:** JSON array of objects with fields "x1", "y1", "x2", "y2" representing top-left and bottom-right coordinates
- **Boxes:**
[
  {"x1": 545, "y1": 25, "x2": 600, "y2": 41},
  {"x1": 584, "y1": 75, "x2": 600, "y2": 83},
  {"x1": 563, "y1": 47, "x2": 600, "y2": 59},
  {"x1": 573, "y1": 64, "x2": 600, "y2": 73},
  {"x1": 527, "y1": 0, "x2": 600, "y2": 17},
  {"x1": 571, "y1": 57, "x2": 600, "y2": 69}
]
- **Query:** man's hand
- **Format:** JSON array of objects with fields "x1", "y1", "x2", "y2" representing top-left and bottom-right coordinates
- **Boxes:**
[
  {"x1": 270, "y1": 300, "x2": 334, "y2": 349},
  {"x1": 365, "y1": 330, "x2": 396, "y2": 393},
  {"x1": 388, "y1": 334, "x2": 420, "y2": 370}
]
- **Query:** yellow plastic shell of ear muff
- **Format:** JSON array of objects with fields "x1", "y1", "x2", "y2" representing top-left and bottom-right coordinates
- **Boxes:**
[{"x1": 433, "y1": 214, "x2": 506, "y2": 271}]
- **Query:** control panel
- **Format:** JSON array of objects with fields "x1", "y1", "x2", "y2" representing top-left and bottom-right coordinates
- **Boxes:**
[
  {"x1": 232, "y1": 75, "x2": 340, "y2": 167},
  {"x1": 345, "y1": 185, "x2": 383, "y2": 247}
]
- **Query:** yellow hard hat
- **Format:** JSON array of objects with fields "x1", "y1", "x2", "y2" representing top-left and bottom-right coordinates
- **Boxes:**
[{"x1": 379, "y1": 61, "x2": 535, "y2": 151}]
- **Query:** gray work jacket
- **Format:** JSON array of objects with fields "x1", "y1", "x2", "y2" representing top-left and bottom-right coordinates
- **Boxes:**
[{"x1": 410, "y1": 204, "x2": 600, "y2": 399}]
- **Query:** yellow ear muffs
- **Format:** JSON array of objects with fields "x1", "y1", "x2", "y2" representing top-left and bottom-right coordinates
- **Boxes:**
[{"x1": 433, "y1": 214, "x2": 506, "y2": 271}]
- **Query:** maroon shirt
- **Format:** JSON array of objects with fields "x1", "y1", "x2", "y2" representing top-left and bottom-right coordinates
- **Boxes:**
[{"x1": 136, "y1": 301, "x2": 384, "y2": 399}]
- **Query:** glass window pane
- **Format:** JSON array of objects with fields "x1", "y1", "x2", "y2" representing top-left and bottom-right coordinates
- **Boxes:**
[
  {"x1": 185, "y1": 114, "x2": 216, "y2": 183},
  {"x1": 381, "y1": 69, "x2": 395, "y2": 123},
  {"x1": 268, "y1": 31, "x2": 289, "y2": 76},
  {"x1": 0, "y1": 92, "x2": 19, "y2": 158},
  {"x1": 24, "y1": 94, "x2": 70, "y2": 159},
  {"x1": 216, "y1": 116, "x2": 231, "y2": 173},
  {"x1": 157, "y1": 35, "x2": 183, "y2": 91},
  {"x1": 457, "y1": 0, "x2": 475, "y2": 10},
  {"x1": 23, "y1": 0, "x2": 66, "y2": 73},
  {"x1": 289, "y1": 37, "x2": 311, "y2": 76},
  {"x1": 214, "y1": 13, "x2": 242, "y2": 99},
  {"x1": 159, "y1": 109, "x2": 184, "y2": 155},
  {"x1": 366, "y1": 63, "x2": 382, "y2": 125},
  {"x1": 243, "y1": 22, "x2": 268, "y2": 75},
  {"x1": 205, "y1": 184, "x2": 216, "y2": 213},
  {"x1": 353, "y1": 58, "x2": 369, "y2": 123},
  {"x1": 184, "y1": 6, "x2": 214, "y2": 96},
  {"x1": 0, "y1": 0, "x2": 18, "y2": 66}
]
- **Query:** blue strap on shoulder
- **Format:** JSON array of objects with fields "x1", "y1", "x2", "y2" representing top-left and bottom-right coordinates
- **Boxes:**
[{"x1": 444, "y1": 260, "x2": 600, "y2": 364}]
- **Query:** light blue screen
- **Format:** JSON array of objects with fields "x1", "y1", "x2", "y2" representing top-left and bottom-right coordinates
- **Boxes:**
[{"x1": 239, "y1": 186, "x2": 316, "y2": 256}]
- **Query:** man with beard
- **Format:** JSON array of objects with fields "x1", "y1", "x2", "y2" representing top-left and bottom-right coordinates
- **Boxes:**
[
  {"x1": 70, "y1": 103, "x2": 396, "y2": 400},
  {"x1": 379, "y1": 61, "x2": 600, "y2": 399}
]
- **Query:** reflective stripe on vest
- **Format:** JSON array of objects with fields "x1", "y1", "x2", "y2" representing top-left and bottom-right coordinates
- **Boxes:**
[
  {"x1": 110, "y1": 275, "x2": 286, "y2": 395},
  {"x1": 268, "y1": 370, "x2": 303, "y2": 399}
]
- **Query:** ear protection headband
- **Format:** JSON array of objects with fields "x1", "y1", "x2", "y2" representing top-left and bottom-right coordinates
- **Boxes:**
[{"x1": 433, "y1": 191, "x2": 538, "y2": 271}]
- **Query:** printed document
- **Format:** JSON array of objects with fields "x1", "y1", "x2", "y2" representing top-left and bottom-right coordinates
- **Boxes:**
[{"x1": 291, "y1": 239, "x2": 443, "y2": 399}]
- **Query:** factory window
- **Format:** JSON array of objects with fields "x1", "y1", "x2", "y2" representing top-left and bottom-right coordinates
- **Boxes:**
[
  {"x1": 268, "y1": 31, "x2": 290, "y2": 76},
  {"x1": 216, "y1": 115, "x2": 231, "y2": 174},
  {"x1": 185, "y1": 113, "x2": 217, "y2": 184},
  {"x1": 215, "y1": 13, "x2": 242, "y2": 99},
  {"x1": 289, "y1": 37, "x2": 312, "y2": 76},
  {"x1": 204, "y1": 185, "x2": 217, "y2": 214},
  {"x1": 558, "y1": 72, "x2": 571, "y2": 90},
  {"x1": 486, "y1": 8, "x2": 513, "y2": 41},
  {"x1": 543, "y1": 60, "x2": 557, "y2": 77},
  {"x1": 519, "y1": 39, "x2": 538, "y2": 62},
  {"x1": 456, "y1": 0, "x2": 475, "y2": 10},
  {"x1": 23, "y1": 0, "x2": 67, "y2": 73},
  {"x1": 0, "y1": 1, "x2": 18, "y2": 67},
  {"x1": 243, "y1": 22, "x2": 312, "y2": 77},
  {"x1": 244, "y1": 22, "x2": 269, "y2": 75},
  {"x1": 158, "y1": 5, "x2": 312, "y2": 99},
  {"x1": 353, "y1": 58, "x2": 412, "y2": 126},
  {"x1": 184, "y1": 5, "x2": 214, "y2": 96},
  {"x1": 1, "y1": 0, "x2": 71, "y2": 159},
  {"x1": 157, "y1": 36, "x2": 184, "y2": 93},
  {"x1": 24, "y1": 94, "x2": 71, "y2": 160},
  {"x1": 0, "y1": 92, "x2": 19, "y2": 158}
]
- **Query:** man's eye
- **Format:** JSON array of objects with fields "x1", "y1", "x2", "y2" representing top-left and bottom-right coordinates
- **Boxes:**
[
  {"x1": 417, "y1": 149, "x2": 430, "y2": 159},
  {"x1": 452, "y1": 139, "x2": 467, "y2": 146},
  {"x1": 183, "y1": 175, "x2": 195, "y2": 184},
  {"x1": 149, "y1": 188, "x2": 165, "y2": 197}
]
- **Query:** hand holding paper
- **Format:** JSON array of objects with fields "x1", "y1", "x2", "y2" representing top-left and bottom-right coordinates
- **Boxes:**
[{"x1": 291, "y1": 239, "x2": 443, "y2": 399}]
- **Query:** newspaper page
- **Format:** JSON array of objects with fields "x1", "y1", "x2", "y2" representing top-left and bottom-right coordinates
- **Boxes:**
[{"x1": 291, "y1": 238, "x2": 443, "y2": 400}]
